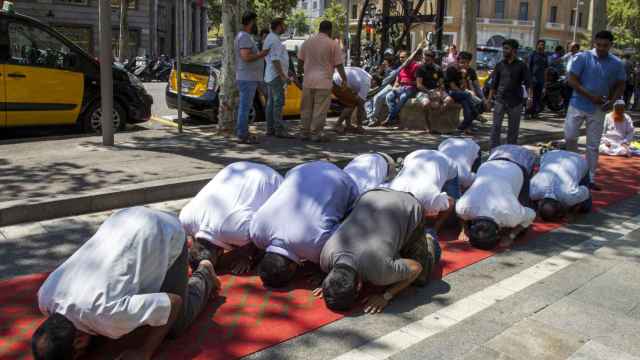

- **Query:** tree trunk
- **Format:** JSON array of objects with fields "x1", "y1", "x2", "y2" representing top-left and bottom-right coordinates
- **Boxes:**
[
  {"x1": 590, "y1": 0, "x2": 608, "y2": 41},
  {"x1": 533, "y1": 0, "x2": 543, "y2": 45},
  {"x1": 217, "y1": 0, "x2": 244, "y2": 134},
  {"x1": 459, "y1": 0, "x2": 476, "y2": 65},
  {"x1": 119, "y1": 0, "x2": 129, "y2": 62},
  {"x1": 352, "y1": 0, "x2": 370, "y2": 67}
]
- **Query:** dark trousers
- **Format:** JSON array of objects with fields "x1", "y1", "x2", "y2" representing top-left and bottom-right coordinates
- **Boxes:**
[
  {"x1": 491, "y1": 101, "x2": 522, "y2": 149},
  {"x1": 448, "y1": 90, "x2": 477, "y2": 131},
  {"x1": 578, "y1": 172, "x2": 593, "y2": 213},
  {"x1": 160, "y1": 243, "x2": 215, "y2": 337},
  {"x1": 624, "y1": 83, "x2": 634, "y2": 108},
  {"x1": 401, "y1": 220, "x2": 437, "y2": 287},
  {"x1": 528, "y1": 82, "x2": 544, "y2": 115}
]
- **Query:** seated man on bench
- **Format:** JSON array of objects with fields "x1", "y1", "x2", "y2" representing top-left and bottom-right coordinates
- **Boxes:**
[
  {"x1": 317, "y1": 189, "x2": 439, "y2": 313},
  {"x1": 530, "y1": 150, "x2": 592, "y2": 221},
  {"x1": 456, "y1": 145, "x2": 537, "y2": 249},
  {"x1": 33, "y1": 207, "x2": 220, "y2": 360},
  {"x1": 343, "y1": 152, "x2": 397, "y2": 195},
  {"x1": 180, "y1": 161, "x2": 283, "y2": 274},
  {"x1": 388, "y1": 149, "x2": 459, "y2": 233},
  {"x1": 250, "y1": 160, "x2": 359, "y2": 288}
]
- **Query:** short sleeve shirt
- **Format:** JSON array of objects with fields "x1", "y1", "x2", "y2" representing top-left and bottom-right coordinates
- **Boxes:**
[
  {"x1": 263, "y1": 32, "x2": 290, "y2": 83},
  {"x1": 235, "y1": 31, "x2": 264, "y2": 82},
  {"x1": 179, "y1": 162, "x2": 284, "y2": 250},
  {"x1": 319, "y1": 189, "x2": 423, "y2": 286},
  {"x1": 389, "y1": 150, "x2": 458, "y2": 215},
  {"x1": 569, "y1": 49, "x2": 626, "y2": 113},
  {"x1": 416, "y1": 63, "x2": 443, "y2": 90},
  {"x1": 438, "y1": 138, "x2": 481, "y2": 188},
  {"x1": 250, "y1": 161, "x2": 359, "y2": 264},
  {"x1": 343, "y1": 153, "x2": 389, "y2": 195},
  {"x1": 456, "y1": 161, "x2": 536, "y2": 229},
  {"x1": 444, "y1": 65, "x2": 463, "y2": 91},
  {"x1": 38, "y1": 207, "x2": 185, "y2": 339},
  {"x1": 530, "y1": 150, "x2": 590, "y2": 207},
  {"x1": 398, "y1": 61, "x2": 421, "y2": 86},
  {"x1": 298, "y1": 33, "x2": 344, "y2": 89}
]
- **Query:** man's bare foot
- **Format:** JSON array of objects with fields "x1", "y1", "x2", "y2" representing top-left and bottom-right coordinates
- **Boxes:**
[
  {"x1": 457, "y1": 230, "x2": 469, "y2": 242},
  {"x1": 200, "y1": 260, "x2": 222, "y2": 292}
]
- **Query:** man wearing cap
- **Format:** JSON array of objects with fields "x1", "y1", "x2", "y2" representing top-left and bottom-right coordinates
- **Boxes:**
[
  {"x1": 437, "y1": 138, "x2": 481, "y2": 190},
  {"x1": 456, "y1": 145, "x2": 537, "y2": 249},
  {"x1": 530, "y1": 150, "x2": 592, "y2": 221},
  {"x1": 179, "y1": 161, "x2": 284, "y2": 274},
  {"x1": 599, "y1": 100, "x2": 636, "y2": 157},
  {"x1": 316, "y1": 188, "x2": 438, "y2": 313},
  {"x1": 250, "y1": 161, "x2": 359, "y2": 288},
  {"x1": 343, "y1": 152, "x2": 397, "y2": 195},
  {"x1": 388, "y1": 149, "x2": 459, "y2": 233},
  {"x1": 32, "y1": 207, "x2": 220, "y2": 360}
]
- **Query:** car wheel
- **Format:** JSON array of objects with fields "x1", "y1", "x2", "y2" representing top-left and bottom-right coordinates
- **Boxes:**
[{"x1": 83, "y1": 101, "x2": 127, "y2": 134}]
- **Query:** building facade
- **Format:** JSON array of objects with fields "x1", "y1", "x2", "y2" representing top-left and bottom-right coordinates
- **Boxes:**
[
  {"x1": 349, "y1": 0, "x2": 592, "y2": 51},
  {"x1": 295, "y1": 0, "x2": 327, "y2": 19},
  {"x1": 11, "y1": 0, "x2": 208, "y2": 58}
]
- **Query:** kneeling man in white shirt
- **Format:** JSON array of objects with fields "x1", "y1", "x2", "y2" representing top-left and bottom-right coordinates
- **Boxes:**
[
  {"x1": 343, "y1": 152, "x2": 396, "y2": 195},
  {"x1": 179, "y1": 161, "x2": 283, "y2": 274},
  {"x1": 33, "y1": 207, "x2": 220, "y2": 360},
  {"x1": 250, "y1": 161, "x2": 359, "y2": 288},
  {"x1": 437, "y1": 138, "x2": 482, "y2": 190},
  {"x1": 530, "y1": 150, "x2": 592, "y2": 221},
  {"x1": 388, "y1": 149, "x2": 459, "y2": 232},
  {"x1": 456, "y1": 146, "x2": 537, "y2": 249}
]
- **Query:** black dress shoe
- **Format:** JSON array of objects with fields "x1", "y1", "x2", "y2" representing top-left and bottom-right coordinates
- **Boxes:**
[{"x1": 589, "y1": 182, "x2": 602, "y2": 191}]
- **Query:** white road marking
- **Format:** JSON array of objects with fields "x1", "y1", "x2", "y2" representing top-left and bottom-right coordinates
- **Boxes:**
[{"x1": 333, "y1": 215, "x2": 640, "y2": 360}]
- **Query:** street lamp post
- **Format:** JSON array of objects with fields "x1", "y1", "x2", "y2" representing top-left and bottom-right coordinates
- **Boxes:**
[{"x1": 98, "y1": 0, "x2": 114, "y2": 146}]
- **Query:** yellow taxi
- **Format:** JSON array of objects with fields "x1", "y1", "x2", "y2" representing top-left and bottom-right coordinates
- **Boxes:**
[{"x1": 0, "y1": 8, "x2": 153, "y2": 132}]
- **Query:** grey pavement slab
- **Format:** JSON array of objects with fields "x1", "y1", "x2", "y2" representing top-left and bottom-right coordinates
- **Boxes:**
[
  {"x1": 484, "y1": 319, "x2": 587, "y2": 360},
  {"x1": 568, "y1": 340, "x2": 640, "y2": 360},
  {"x1": 533, "y1": 297, "x2": 640, "y2": 357},
  {"x1": 458, "y1": 346, "x2": 516, "y2": 360}
]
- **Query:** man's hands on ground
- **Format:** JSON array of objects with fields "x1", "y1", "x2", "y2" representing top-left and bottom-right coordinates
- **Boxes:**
[
  {"x1": 362, "y1": 294, "x2": 389, "y2": 314},
  {"x1": 312, "y1": 287, "x2": 323, "y2": 298}
]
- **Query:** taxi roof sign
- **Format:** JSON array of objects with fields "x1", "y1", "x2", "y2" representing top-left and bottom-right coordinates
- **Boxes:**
[{"x1": 2, "y1": 1, "x2": 15, "y2": 13}]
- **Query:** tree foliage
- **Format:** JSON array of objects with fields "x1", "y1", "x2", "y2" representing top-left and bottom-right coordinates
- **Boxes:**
[
  {"x1": 207, "y1": 0, "x2": 223, "y2": 34},
  {"x1": 250, "y1": 0, "x2": 298, "y2": 31},
  {"x1": 608, "y1": 0, "x2": 640, "y2": 54},
  {"x1": 289, "y1": 9, "x2": 311, "y2": 36},
  {"x1": 313, "y1": 1, "x2": 346, "y2": 39}
]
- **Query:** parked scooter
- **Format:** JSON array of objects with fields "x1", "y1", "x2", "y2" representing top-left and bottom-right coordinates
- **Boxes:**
[
  {"x1": 541, "y1": 69, "x2": 566, "y2": 113},
  {"x1": 133, "y1": 55, "x2": 153, "y2": 82},
  {"x1": 151, "y1": 55, "x2": 173, "y2": 82}
]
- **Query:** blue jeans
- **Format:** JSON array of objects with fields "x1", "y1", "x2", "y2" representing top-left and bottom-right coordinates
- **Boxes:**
[
  {"x1": 369, "y1": 84, "x2": 393, "y2": 122},
  {"x1": 448, "y1": 90, "x2": 477, "y2": 131},
  {"x1": 385, "y1": 86, "x2": 416, "y2": 123},
  {"x1": 236, "y1": 80, "x2": 259, "y2": 139},
  {"x1": 266, "y1": 77, "x2": 287, "y2": 134}
]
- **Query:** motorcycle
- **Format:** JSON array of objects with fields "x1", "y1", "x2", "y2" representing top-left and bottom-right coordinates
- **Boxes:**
[
  {"x1": 541, "y1": 69, "x2": 565, "y2": 113},
  {"x1": 133, "y1": 56, "x2": 153, "y2": 82},
  {"x1": 151, "y1": 55, "x2": 173, "y2": 82}
]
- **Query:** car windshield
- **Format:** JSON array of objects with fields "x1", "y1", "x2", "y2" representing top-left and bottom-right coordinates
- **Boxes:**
[
  {"x1": 476, "y1": 49, "x2": 502, "y2": 69},
  {"x1": 188, "y1": 47, "x2": 224, "y2": 64}
]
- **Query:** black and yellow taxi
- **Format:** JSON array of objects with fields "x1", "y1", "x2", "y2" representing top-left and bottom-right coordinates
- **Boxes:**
[
  {"x1": 166, "y1": 39, "x2": 310, "y2": 123},
  {"x1": 0, "y1": 7, "x2": 153, "y2": 132}
]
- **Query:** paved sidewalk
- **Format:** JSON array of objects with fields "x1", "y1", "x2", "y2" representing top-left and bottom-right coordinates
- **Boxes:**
[{"x1": 0, "y1": 112, "x2": 636, "y2": 226}]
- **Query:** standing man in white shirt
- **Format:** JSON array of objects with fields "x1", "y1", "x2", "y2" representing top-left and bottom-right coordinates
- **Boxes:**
[
  {"x1": 250, "y1": 161, "x2": 359, "y2": 288},
  {"x1": 388, "y1": 149, "x2": 459, "y2": 233},
  {"x1": 530, "y1": 150, "x2": 592, "y2": 221},
  {"x1": 263, "y1": 18, "x2": 293, "y2": 138},
  {"x1": 456, "y1": 145, "x2": 537, "y2": 249},
  {"x1": 332, "y1": 66, "x2": 372, "y2": 133},
  {"x1": 343, "y1": 152, "x2": 396, "y2": 195},
  {"x1": 437, "y1": 138, "x2": 481, "y2": 190},
  {"x1": 179, "y1": 162, "x2": 283, "y2": 274},
  {"x1": 32, "y1": 207, "x2": 220, "y2": 360}
]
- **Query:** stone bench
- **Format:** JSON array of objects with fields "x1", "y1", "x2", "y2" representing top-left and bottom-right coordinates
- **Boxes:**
[{"x1": 399, "y1": 98, "x2": 462, "y2": 133}]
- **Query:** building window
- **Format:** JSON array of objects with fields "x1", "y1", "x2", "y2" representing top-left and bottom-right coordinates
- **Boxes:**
[
  {"x1": 570, "y1": 9, "x2": 576, "y2": 26},
  {"x1": 52, "y1": 25, "x2": 93, "y2": 54},
  {"x1": 301, "y1": 1, "x2": 307, "y2": 8},
  {"x1": 351, "y1": 4, "x2": 358, "y2": 19},
  {"x1": 495, "y1": 0, "x2": 505, "y2": 19},
  {"x1": 518, "y1": 2, "x2": 528, "y2": 20},
  {"x1": 312, "y1": 1, "x2": 317, "y2": 9},
  {"x1": 477, "y1": 1, "x2": 481, "y2": 17},
  {"x1": 443, "y1": 0, "x2": 448, "y2": 16},
  {"x1": 549, "y1": 6, "x2": 557, "y2": 23},
  {"x1": 578, "y1": 12, "x2": 583, "y2": 27},
  {"x1": 112, "y1": 29, "x2": 140, "y2": 59}
]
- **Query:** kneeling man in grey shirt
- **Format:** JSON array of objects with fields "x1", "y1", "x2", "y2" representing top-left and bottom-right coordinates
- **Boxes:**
[{"x1": 317, "y1": 188, "x2": 439, "y2": 313}]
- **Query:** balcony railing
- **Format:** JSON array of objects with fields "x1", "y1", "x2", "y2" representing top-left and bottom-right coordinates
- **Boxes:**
[
  {"x1": 546, "y1": 22, "x2": 565, "y2": 30},
  {"x1": 477, "y1": 18, "x2": 535, "y2": 27}
]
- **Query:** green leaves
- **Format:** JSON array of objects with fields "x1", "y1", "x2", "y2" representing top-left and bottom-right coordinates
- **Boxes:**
[{"x1": 609, "y1": 0, "x2": 640, "y2": 54}]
